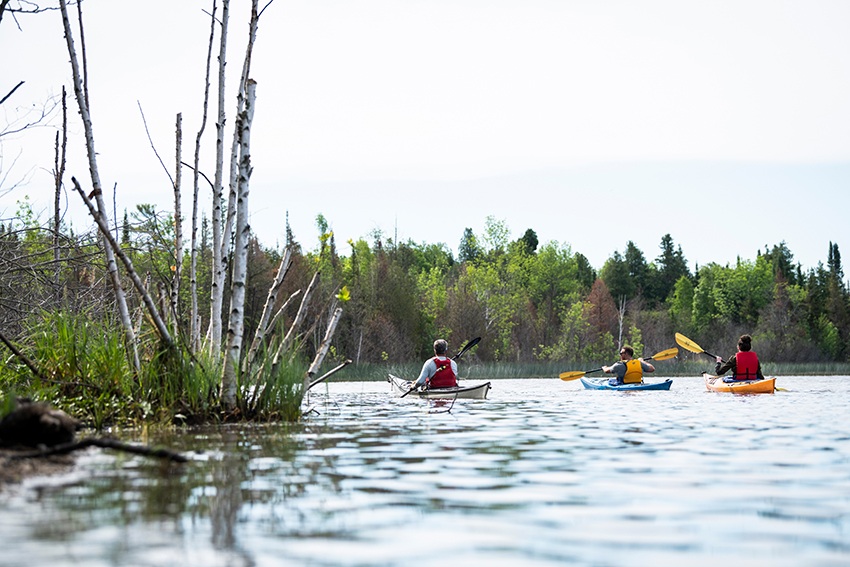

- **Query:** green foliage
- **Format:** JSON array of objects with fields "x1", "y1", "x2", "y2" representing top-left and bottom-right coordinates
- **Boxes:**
[
  {"x1": 624, "y1": 324, "x2": 644, "y2": 356},
  {"x1": 813, "y1": 314, "x2": 841, "y2": 359},
  {"x1": 668, "y1": 275, "x2": 695, "y2": 333},
  {"x1": 600, "y1": 250, "x2": 634, "y2": 300}
]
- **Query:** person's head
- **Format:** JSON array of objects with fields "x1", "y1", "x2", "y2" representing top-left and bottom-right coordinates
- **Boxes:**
[
  {"x1": 433, "y1": 339, "x2": 448, "y2": 356},
  {"x1": 619, "y1": 345, "x2": 634, "y2": 359},
  {"x1": 737, "y1": 334, "x2": 753, "y2": 352}
]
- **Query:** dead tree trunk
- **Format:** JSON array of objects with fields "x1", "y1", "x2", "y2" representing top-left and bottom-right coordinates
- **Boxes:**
[
  {"x1": 243, "y1": 247, "x2": 292, "y2": 371},
  {"x1": 210, "y1": 0, "x2": 231, "y2": 358},
  {"x1": 172, "y1": 113, "x2": 183, "y2": 337},
  {"x1": 190, "y1": 1, "x2": 217, "y2": 354},
  {"x1": 58, "y1": 0, "x2": 140, "y2": 373},
  {"x1": 220, "y1": 78, "x2": 257, "y2": 409}
]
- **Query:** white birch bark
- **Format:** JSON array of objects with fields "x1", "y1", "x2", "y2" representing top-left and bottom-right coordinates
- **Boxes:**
[
  {"x1": 218, "y1": 0, "x2": 262, "y2": 329},
  {"x1": 220, "y1": 78, "x2": 257, "y2": 409},
  {"x1": 617, "y1": 295, "x2": 626, "y2": 350},
  {"x1": 243, "y1": 247, "x2": 292, "y2": 372},
  {"x1": 210, "y1": 0, "x2": 230, "y2": 357},
  {"x1": 277, "y1": 270, "x2": 320, "y2": 358},
  {"x1": 59, "y1": 0, "x2": 140, "y2": 372},
  {"x1": 304, "y1": 307, "x2": 344, "y2": 391},
  {"x1": 306, "y1": 358, "x2": 352, "y2": 391},
  {"x1": 264, "y1": 289, "x2": 301, "y2": 342},
  {"x1": 190, "y1": 1, "x2": 217, "y2": 354},
  {"x1": 172, "y1": 113, "x2": 183, "y2": 337}
]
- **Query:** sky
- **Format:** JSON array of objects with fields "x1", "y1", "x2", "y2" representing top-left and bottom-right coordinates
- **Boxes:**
[{"x1": 2, "y1": 0, "x2": 849, "y2": 272}]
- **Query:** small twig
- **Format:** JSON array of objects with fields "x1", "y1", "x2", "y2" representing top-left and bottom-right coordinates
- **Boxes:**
[{"x1": 0, "y1": 80, "x2": 24, "y2": 106}]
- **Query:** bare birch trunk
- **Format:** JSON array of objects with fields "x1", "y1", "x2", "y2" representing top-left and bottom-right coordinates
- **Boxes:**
[
  {"x1": 617, "y1": 296, "x2": 626, "y2": 350},
  {"x1": 304, "y1": 307, "x2": 344, "y2": 391},
  {"x1": 264, "y1": 289, "x2": 301, "y2": 345},
  {"x1": 210, "y1": 0, "x2": 230, "y2": 358},
  {"x1": 243, "y1": 247, "x2": 292, "y2": 371},
  {"x1": 190, "y1": 1, "x2": 217, "y2": 354},
  {"x1": 172, "y1": 113, "x2": 183, "y2": 337},
  {"x1": 58, "y1": 0, "x2": 140, "y2": 373},
  {"x1": 218, "y1": 0, "x2": 263, "y2": 351},
  {"x1": 220, "y1": 78, "x2": 257, "y2": 409},
  {"x1": 278, "y1": 271, "x2": 320, "y2": 357}
]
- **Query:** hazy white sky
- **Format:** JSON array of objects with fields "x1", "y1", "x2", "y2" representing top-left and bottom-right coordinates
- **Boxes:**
[{"x1": 2, "y1": 0, "x2": 849, "y2": 271}]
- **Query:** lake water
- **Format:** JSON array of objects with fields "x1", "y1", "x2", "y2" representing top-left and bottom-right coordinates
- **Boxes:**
[{"x1": 1, "y1": 376, "x2": 849, "y2": 567}]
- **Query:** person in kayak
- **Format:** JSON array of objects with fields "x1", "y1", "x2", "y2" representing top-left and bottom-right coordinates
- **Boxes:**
[
  {"x1": 715, "y1": 334, "x2": 765, "y2": 382},
  {"x1": 411, "y1": 339, "x2": 458, "y2": 390},
  {"x1": 601, "y1": 345, "x2": 655, "y2": 386}
]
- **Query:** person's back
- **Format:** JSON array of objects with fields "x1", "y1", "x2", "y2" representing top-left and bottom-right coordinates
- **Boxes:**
[
  {"x1": 602, "y1": 345, "x2": 655, "y2": 386},
  {"x1": 413, "y1": 339, "x2": 458, "y2": 389},
  {"x1": 715, "y1": 334, "x2": 765, "y2": 382}
]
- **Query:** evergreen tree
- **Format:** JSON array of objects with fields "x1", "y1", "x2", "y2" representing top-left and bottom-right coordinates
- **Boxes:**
[
  {"x1": 458, "y1": 227, "x2": 481, "y2": 264},
  {"x1": 518, "y1": 228, "x2": 538, "y2": 255},
  {"x1": 653, "y1": 234, "x2": 691, "y2": 303}
]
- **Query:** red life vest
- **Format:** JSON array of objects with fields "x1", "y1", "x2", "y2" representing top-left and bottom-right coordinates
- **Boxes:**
[
  {"x1": 428, "y1": 357, "x2": 457, "y2": 388},
  {"x1": 735, "y1": 351, "x2": 759, "y2": 380}
]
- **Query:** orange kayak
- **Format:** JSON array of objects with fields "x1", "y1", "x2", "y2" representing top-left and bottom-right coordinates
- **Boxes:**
[{"x1": 703, "y1": 373, "x2": 776, "y2": 394}]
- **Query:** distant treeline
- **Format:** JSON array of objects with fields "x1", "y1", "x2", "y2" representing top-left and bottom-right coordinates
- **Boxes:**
[{"x1": 2, "y1": 208, "x2": 847, "y2": 370}]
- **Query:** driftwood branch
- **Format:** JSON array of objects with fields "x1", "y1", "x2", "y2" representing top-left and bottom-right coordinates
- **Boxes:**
[
  {"x1": 278, "y1": 270, "x2": 319, "y2": 357},
  {"x1": 265, "y1": 288, "x2": 301, "y2": 339},
  {"x1": 306, "y1": 358, "x2": 352, "y2": 391},
  {"x1": 244, "y1": 247, "x2": 292, "y2": 371},
  {"x1": 8, "y1": 437, "x2": 189, "y2": 463},
  {"x1": 306, "y1": 306, "x2": 343, "y2": 381}
]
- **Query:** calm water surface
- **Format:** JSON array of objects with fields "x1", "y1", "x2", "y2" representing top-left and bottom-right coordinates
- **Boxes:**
[{"x1": 1, "y1": 376, "x2": 849, "y2": 566}]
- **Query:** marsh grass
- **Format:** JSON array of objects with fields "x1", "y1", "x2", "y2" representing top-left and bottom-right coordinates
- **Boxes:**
[
  {"x1": 0, "y1": 310, "x2": 311, "y2": 427},
  {"x1": 241, "y1": 349, "x2": 305, "y2": 421}
]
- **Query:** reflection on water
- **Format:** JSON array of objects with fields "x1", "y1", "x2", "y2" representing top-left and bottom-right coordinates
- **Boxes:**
[{"x1": 1, "y1": 377, "x2": 849, "y2": 566}]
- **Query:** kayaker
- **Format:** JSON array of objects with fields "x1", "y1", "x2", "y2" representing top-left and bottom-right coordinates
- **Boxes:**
[
  {"x1": 715, "y1": 334, "x2": 765, "y2": 382},
  {"x1": 411, "y1": 339, "x2": 458, "y2": 390},
  {"x1": 601, "y1": 345, "x2": 655, "y2": 386}
]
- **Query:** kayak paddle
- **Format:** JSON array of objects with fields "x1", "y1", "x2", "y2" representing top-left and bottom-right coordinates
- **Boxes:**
[
  {"x1": 401, "y1": 337, "x2": 481, "y2": 398},
  {"x1": 674, "y1": 333, "x2": 721, "y2": 360},
  {"x1": 558, "y1": 347, "x2": 679, "y2": 381}
]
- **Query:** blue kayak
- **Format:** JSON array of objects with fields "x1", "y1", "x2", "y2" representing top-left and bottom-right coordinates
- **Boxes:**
[{"x1": 580, "y1": 377, "x2": 673, "y2": 391}]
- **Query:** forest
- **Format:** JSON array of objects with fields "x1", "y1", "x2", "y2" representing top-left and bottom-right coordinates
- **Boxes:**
[{"x1": 3, "y1": 203, "x2": 848, "y2": 372}]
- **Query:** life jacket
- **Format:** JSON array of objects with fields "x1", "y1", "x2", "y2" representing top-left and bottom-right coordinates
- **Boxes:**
[
  {"x1": 734, "y1": 351, "x2": 759, "y2": 380},
  {"x1": 428, "y1": 357, "x2": 457, "y2": 388},
  {"x1": 623, "y1": 359, "x2": 643, "y2": 384}
]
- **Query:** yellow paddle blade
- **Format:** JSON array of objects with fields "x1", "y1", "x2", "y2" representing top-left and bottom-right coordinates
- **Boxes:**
[
  {"x1": 650, "y1": 347, "x2": 679, "y2": 361},
  {"x1": 559, "y1": 370, "x2": 586, "y2": 381},
  {"x1": 675, "y1": 332, "x2": 704, "y2": 354}
]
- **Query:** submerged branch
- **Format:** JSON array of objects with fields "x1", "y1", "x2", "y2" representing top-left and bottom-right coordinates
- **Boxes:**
[{"x1": 7, "y1": 436, "x2": 189, "y2": 463}]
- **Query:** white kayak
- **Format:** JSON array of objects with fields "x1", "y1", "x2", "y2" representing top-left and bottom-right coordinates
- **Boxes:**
[{"x1": 387, "y1": 374, "x2": 491, "y2": 400}]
